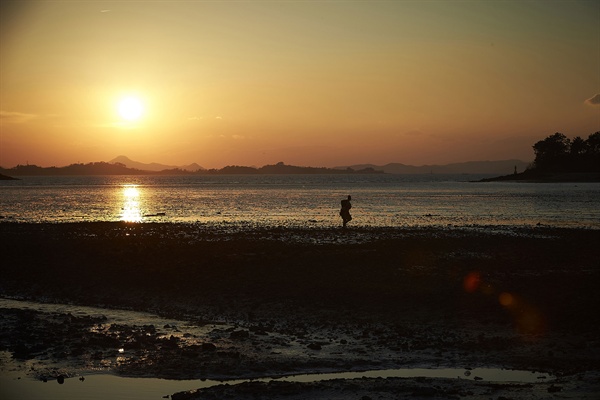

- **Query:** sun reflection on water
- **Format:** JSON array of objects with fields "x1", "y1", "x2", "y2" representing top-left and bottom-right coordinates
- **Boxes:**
[{"x1": 121, "y1": 185, "x2": 142, "y2": 222}]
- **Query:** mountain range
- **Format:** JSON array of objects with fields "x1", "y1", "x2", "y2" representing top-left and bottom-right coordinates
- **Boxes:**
[
  {"x1": 110, "y1": 156, "x2": 528, "y2": 175},
  {"x1": 2, "y1": 157, "x2": 530, "y2": 176},
  {"x1": 109, "y1": 155, "x2": 203, "y2": 172},
  {"x1": 338, "y1": 159, "x2": 530, "y2": 175}
]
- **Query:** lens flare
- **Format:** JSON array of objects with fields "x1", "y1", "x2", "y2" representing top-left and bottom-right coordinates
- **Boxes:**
[
  {"x1": 463, "y1": 271, "x2": 481, "y2": 293},
  {"x1": 463, "y1": 271, "x2": 546, "y2": 337},
  {"x1": 499, "y1": 292, "x2": 514, "y2": 307}
]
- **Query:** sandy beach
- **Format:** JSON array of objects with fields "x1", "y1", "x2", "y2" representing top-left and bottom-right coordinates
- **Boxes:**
[{"x1": 1, "y1": 222, "x2": 599, "y2": 399}]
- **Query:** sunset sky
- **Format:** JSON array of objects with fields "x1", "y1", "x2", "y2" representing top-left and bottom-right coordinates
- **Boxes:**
[{"x1": 1, "y1": 0, "x2": 599, "y2": 169}]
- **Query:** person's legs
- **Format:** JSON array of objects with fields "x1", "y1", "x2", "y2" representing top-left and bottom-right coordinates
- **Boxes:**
[{"x1": 343, "y1": 215, "x2": 350, "y2": 227}]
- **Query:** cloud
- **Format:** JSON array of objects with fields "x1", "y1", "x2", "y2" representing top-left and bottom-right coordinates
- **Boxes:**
[
  {"x1": 585, "y1": 94, "x2": 600, "y2": 106},
  {"x1": 0, "y1": 110, "x2": 37, "y2": 123}
]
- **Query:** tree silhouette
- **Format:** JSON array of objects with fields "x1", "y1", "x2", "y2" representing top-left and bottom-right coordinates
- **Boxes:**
[
  {"x1": 583, "y1": 132, "x2": 600, "y2": 172},
  {"x1": 532, "y1": 132, "x2": 600, "y2": 173}
]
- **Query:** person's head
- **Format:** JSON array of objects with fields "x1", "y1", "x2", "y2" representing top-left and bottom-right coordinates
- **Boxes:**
[{"x1": 348, "y1": 195, "x2": 351, "y2": 200}]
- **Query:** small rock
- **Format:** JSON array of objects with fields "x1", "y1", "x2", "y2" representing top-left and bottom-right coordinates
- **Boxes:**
[
  {"x1": 548, "y1": 385, "x2": 562, "y2": 393},
  {"x1": 230, "y1": 330, "x2": 250, "y2": 340},
  {"x1": 201, "y1": 342, "x2": 217, "y2": 351},
  {"x1": 307, "y1": 343, "x2": 322, "y2": 350}
]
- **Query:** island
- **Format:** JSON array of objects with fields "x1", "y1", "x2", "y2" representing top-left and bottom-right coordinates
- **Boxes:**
[{"x1": 480, "y1": 132, "x2": 600, "y2": 182}]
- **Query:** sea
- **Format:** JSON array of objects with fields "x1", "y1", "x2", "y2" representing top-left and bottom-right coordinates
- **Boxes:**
[
  {"x1": 1, "y1": 174, "x2": 598, "y2": 229},
  {"x1": 0, "y1": 174, "x2": 595, "y2": 400}
]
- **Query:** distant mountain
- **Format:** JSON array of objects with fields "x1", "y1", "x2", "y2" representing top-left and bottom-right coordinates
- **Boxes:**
[
  {"x1": 109, "y1": 155, "x2": 203, "y2": 172},
  {"x1": 338, "y1": 160, "x2": 530, "y2": 175},
  {"x1": 206, "y1": 162, "x2": 383, "y2": 175},
  {"x1": 1, "y1": 158, "x2": 530, "y2": 176},
  {"x1": 0, "y1": 161, "x2": 381, "y2": 176},
  {"x1": 0, "y1": 162, "x2": 153, "y2": 176}
]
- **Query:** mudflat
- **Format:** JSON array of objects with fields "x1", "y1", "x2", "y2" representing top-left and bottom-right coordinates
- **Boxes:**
[{"x1": 1, "y1": 222, "x2": 599, "y2": 399}]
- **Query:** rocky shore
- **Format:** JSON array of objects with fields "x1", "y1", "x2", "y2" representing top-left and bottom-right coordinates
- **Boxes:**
[{"x1": 1, "y1": 222, "x2": 599, "y2": 399}]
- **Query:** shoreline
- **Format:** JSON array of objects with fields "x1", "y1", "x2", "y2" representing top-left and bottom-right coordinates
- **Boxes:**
[
  {"x1": 1, "y1": 222, "x2": 599, "y2": 398},
  {"x1": 477, "y1": 171, "x2": 600, "y2": 182}
]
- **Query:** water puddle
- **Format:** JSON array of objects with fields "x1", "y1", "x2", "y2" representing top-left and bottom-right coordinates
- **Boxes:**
[
  {"x1": 0, "y1": 297, "x2": 555, "y2": 399},
  {"x1": 0, "y1": 367, "x2": 553, "y2": 400}
]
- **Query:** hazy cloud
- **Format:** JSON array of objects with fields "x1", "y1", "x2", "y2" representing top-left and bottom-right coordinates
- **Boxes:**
[
  {"x1": 0, "y1": 110, "x2": 37, "y2": 123},
  {"x1": 585, "y1": 94, "x2": 600, "y2": 106},
  {"x1": 188, "y1": 116, "x2": 200, "y2": 121}
]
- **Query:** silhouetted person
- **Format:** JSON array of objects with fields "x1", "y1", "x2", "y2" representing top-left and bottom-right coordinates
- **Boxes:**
[{"x1": 340, "y1": 195, "x2": 352, "y2": 228}]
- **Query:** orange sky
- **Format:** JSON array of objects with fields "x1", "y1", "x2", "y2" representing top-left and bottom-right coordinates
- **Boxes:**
[{"x1": 1, "y1": 1, "x2": 599, "y2": 169}]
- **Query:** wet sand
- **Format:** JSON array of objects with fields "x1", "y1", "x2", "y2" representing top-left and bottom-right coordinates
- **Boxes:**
[{"x1": 1, "y1": 222, "x2": 599, "y2": 398}]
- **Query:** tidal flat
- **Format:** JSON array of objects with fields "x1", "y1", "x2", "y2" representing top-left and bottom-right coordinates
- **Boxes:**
[{"x1": 1, "y1": 222, "x2": 599, "y2": 399}]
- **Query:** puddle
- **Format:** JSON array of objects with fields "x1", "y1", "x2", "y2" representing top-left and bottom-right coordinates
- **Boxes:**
[
  {"x1": 277, "y1": 368, "x2": 553, "y2": 383},
  {"x1": 0, "y1": 367, "x2": 554, "y2": 400},
  {"x1": 0, "y1": 297, "x2": 555, "y2": 399}
]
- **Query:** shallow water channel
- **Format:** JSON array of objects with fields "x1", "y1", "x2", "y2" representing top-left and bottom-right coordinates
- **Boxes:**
[
  {"x1": 0, "y1": 298, "x2": 554, "y2": 399},
  {"x1": 1, "y1": 367, "x2": 554, "y2": 400}
]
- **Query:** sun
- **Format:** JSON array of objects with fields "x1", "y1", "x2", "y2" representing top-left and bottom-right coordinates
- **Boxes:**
[{"x1": 117, "y1": 97, "x2": 144, "y2": 121}]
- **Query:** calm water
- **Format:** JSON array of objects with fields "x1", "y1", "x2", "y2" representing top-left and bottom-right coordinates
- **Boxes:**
[
  {"x1": 0, "y1": 174, "x2": 599, "y2": 228},
  {"x1": 0, "y1": 298, "x2": 555, "y2": 400},
  {"x1": 0, "y1": 367, "x2": 554, "y2": 400}
]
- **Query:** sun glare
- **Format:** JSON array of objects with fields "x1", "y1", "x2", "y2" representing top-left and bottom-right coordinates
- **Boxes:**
[
  {"x1": 121, "y1": 185, "x2": 142, "y2": 222},
  {"x1": 118, "y1": 97, "x2": 144, "y2": 121}
]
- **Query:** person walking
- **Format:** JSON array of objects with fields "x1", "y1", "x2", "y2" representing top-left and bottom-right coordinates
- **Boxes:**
[{"x1": 340, "y1": 195, "x2": 352, "y2": 228}]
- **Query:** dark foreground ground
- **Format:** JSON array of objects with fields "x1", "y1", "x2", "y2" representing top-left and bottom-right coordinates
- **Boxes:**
[{"x1": 1, "y1": 222, "x2": 599, "y2": 399}]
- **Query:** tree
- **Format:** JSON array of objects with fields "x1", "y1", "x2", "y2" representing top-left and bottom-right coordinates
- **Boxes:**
[
  {"x1": 531, "y1": 132, "x2": 600, "y2": 173},
  {"x1": 532, "y1": 132, "x2": 570, "y2": 171},
  {"x1": 583, "y1": 132, "x2": 600, "y2": 172},
  {"x1": 570, "y1": 136, "x2": 587, "y2": 155},
  {"x1": 586, "y1": 132, "x2": 600, "y2": 155},
  {"x1": 570, "y1": 136, "x2": 588, "y2": 171}
]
